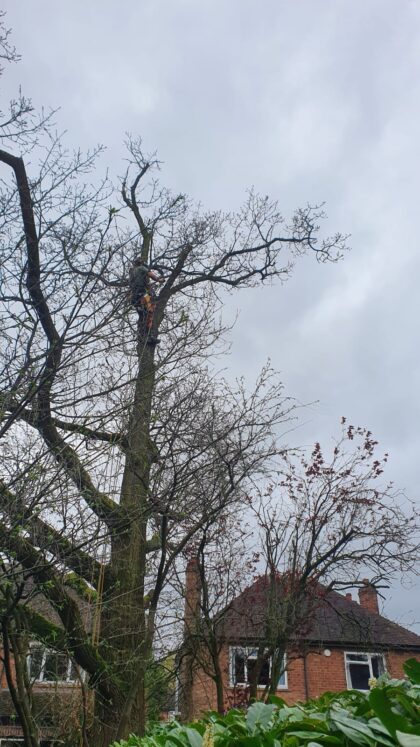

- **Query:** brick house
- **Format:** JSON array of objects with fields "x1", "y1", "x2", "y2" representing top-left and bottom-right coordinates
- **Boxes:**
[
  {"x1": 0, "y1": 576, "x2": 175, "y2": 742},
  {"x1": 179, "y1": 560, "x2": 420, "y2": 719},
  {"x1": 0, "y1": 579, "x2": 89, "y2": 746},
  {"x1": 0, "y1": 664, "x2": 84, "y2": 747}
]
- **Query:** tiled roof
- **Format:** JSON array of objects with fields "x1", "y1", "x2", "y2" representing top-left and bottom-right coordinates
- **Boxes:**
[{"x1": 217, "y1": 576, "x2": 420, "y2": 650}]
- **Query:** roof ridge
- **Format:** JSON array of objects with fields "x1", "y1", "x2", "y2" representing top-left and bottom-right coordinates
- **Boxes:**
[{"x1": 216, "y1": 576, "x2": 420, "y2": 647}]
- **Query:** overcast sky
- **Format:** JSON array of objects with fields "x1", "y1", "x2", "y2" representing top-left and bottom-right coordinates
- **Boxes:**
[{"x1": 2, "y1": 0, "x2": 419, "y2": 631}]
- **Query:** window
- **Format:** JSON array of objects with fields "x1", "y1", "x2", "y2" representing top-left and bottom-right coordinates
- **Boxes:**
[
  {"x1": 229, "y1": 647, "x2": 287, "y2": 689},
  {"x1": 28, "y1": 645, "x2": 79, "y2": 684},
  {"x1": 344, "y1": 652, "x2": 385, "y2": 691}
]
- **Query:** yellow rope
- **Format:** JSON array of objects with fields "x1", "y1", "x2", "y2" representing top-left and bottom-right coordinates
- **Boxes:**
[{"x1": 91, "y1": 559, "x2": 106, "y2": 647}]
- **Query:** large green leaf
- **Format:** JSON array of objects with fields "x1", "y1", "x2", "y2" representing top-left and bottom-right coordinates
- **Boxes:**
[
  {"x1": 282, "y1": 721, "x2": 339, "y2": 743},
  {"x1": 394, "y1": 691, "x2": 420, "y2": 723},
  {"x1": 404, "y1": 660, "x2": 420, "y2": 685},
  {"x1": 396, "y1": 731, "x2": 420, "y2": 747},
  {"x1": 246, "y1": 702, "x2": 277, "y2": 733},
  {"x1": 286, "y1": 731, "x2": 341, "y2": 743},
  {"x1": 164, "y1": 735, "x2": 189, "y2": 747},
  {"x1": 224, "y1": 737, "x2": 265, "y2": 747},
  {"x1": 369, "y1": 718, "x2": 397, "y2": 736},
  {"x1": 369, "y1": 688, "x2": 411, "y2": 736},
  {"x1": 367, "y1": 720, "x2": 398, "y2": 747},
  {"x1": 331, "y1": 713, "x2": 376, "y2": 746},
  {"x1": 268, "y1": 695, "x2": 287, "y2": 708},
  {"x1": 184, "y1": 729, "x2": 202, "y2": 747}
]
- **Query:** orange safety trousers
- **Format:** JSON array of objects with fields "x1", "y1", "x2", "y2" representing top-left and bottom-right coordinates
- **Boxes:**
[{"x1": 140, "y1": 292, "x2": 156, "y2": 330}]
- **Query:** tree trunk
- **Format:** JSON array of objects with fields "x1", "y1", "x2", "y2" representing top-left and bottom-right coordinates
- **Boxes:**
[
  {"x1": 247, "y1": 644, "x2": 267, "y2": 702},
  {"x1": 179, "y1": 653, "x2": 194, "y2": 722},
  {"x1": 2, "y1": 625, "x2": 40, "y2": 747},
  {"x1": 91, "y1": 690, "x2": 144, "y2": 747},
  {"x1": 97, "y1": 323, "x2": 156, "y2": 745},
  {"x1": 269, "y1": 648, "x2": 285, "y2": 696},
  {"x1": 209, "y1": 639, "x2": 224, "y2": 714},
  {"x1": 215, "y1": 675, "x2": 224, "y2": 714}
]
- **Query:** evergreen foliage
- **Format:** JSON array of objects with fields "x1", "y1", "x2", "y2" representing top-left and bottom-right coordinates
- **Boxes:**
[{"x1": 114, "y1": 659, "x2": 420, "y2": 747}]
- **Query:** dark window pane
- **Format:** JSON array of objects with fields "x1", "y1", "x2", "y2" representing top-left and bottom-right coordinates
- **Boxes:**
[
  {"x1": 234, "y1": 652, "x2": 246, "y2": 684},
  {"x1": 29, "y1": 648, "x2": 43, "y2": 680},
  {"x1": 349, "y1": 663, "x2": 370, "y2": 690},
  {"x1": 347, "y1": 653, "x2": 368, "y2": 662},
  {"x1": 43, "y1": 651, "x2": 68, "y2": 681},
  {"x1": 371, "y1": 655, "x2": 384, "y2": 678},
  {"x1": 246, "y1": 656, "x2": 256, "y2": 683},
  {"x1": 247, "y1": 655, "x2": 270, "y2": 687},
  {"x1": 258, "y1": 658, "x2": 270, "y2": 686},
  {"x1": 69, "y1": 661, "x2": 79, "y2": 682}
]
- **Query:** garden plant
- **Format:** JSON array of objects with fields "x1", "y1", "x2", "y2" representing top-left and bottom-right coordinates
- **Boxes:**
[{"x1": 114, "y1": 659, "x2": 420, "y2": 747}]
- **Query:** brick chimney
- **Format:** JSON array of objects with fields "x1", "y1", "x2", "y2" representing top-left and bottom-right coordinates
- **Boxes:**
[
  {"x1": 358, "y1": 579, "x2": 379, "y2": 614},
  {"x1": 184, "y1": 557, "x2": 202, "y2": 634}
]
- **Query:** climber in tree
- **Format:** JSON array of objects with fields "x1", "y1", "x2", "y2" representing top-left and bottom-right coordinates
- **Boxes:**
[{"x1": 129, "y1": 257, "x2": 164, "y2": 343}]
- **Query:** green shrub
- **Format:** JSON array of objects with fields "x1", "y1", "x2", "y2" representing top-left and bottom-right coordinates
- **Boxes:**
[{"x1": 113, "y1": 659, "x2": 420, "y2": 747}]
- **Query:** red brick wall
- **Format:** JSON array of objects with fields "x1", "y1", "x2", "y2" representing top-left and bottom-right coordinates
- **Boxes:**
[
  {"x1": 305, "y1": 649, "x2": 347, "y2": 698},
  {"x1": 386, "y1": 650, "x2": 418, "y2": 679},
  {"x1": 0, "y1": 651, "x2": 14, "y2": 690},
  {"x1": 190, "y1": 668, "x2": 218, "y2": 714},
  {"x1": 188, "y1": 644, "x2": 420, "y2": 717}
]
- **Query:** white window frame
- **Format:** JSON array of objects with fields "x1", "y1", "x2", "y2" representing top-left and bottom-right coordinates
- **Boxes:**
[
  {"x1": 229, "y1": 646, "x2": 288, "y2": 690},
  {"x1": 27, "y1": 644, "x2": 79, "y2": 684},
  {"x1": 344, "y1": 651, "x2": 386, "y2": 691}
]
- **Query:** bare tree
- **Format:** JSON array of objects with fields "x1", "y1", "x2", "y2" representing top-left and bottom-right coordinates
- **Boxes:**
[
  {"x1": 0, "y1": 558, "x2": 91, "y2": 747},
  {"x1": 0, "y1": 19, "x2": 347, "y2": 746},
  {"x1": 0, "y1": 565, "x2": 41, "y2": 747},
  {"x1": 246, "y1": 422, "x2": 420, "y2": 699},
  {"x1": 176, "y1": 515, "x2": 257, "y2": 717}
]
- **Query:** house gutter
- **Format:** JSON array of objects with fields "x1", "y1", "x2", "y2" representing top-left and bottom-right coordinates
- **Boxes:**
[{"x1": 308, "y1": 640, "x2": 420, "y2": 652}]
